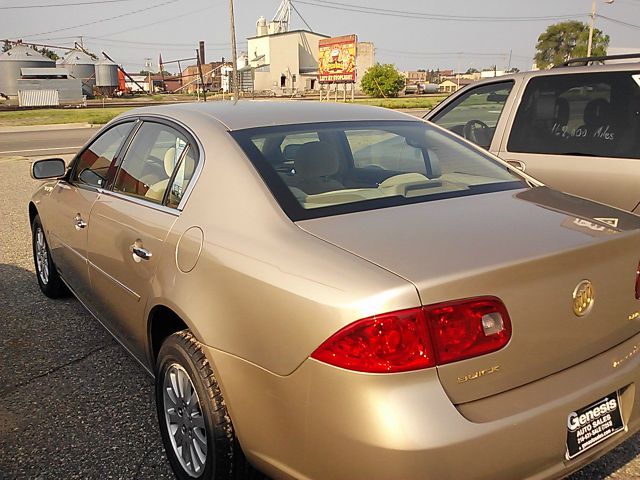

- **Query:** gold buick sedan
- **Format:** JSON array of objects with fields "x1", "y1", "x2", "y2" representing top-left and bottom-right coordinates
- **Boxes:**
[{"x1": 29, "y1": 102, "x2": 640, "y2": 480}]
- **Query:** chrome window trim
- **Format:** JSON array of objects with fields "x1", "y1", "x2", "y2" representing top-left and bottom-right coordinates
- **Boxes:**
[{"x1": 97, "y1": 188, "x2": 180, "y2": 217}]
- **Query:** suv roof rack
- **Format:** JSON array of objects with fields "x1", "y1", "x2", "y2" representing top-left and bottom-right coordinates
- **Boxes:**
[{"x1": 556, "y1": 52, "x2": 640, "y2": 67}]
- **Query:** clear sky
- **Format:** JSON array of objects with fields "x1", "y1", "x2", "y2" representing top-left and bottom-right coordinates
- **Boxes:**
[{"x1": 2, "y1": 0, "x2": 640, "y2": 74}]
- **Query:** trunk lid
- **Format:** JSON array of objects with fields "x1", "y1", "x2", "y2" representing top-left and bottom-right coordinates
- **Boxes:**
[{"x1": 298, "y1": 187, "x2": 640, "y2": 404}]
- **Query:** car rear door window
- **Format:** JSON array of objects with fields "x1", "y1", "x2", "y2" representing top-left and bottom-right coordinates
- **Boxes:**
[
  {"x1": 113, "y1": 122, "x2": 195, "y2": 206},
  {"x1": 507, "y1": 72, "x2": 640, "y2": 159},
  {"x1": 72, "y1": 122, "x2": 134, "y2": 188},
  {"x1": 430, "y1": 81, "x2": 514, "y2": 148}
]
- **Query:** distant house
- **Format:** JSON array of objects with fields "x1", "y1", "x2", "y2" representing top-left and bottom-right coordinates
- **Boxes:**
[
  {"x1": 439, "y1": 77, "x2": 474, "y2": 93},
  {"x1": 180, "y1": 62, "x2": 229, "y2": 94},
  {"x1": 404, "y1": 71, "x2": 428, "y2": 83}
]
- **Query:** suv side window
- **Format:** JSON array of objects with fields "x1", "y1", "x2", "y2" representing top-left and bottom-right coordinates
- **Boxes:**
[
  {"x1": 431, "y1": 81, "x2": 514, "y2": 149},
  {"x1": 72, "y1": 122, "x2": 134, "y2": 188},
  {"x1": 113, "y1": 122, "x2": 196, "y2": 206},
  {"x1": 507, "y1": 72, "x2": 640, "y2": 159}
]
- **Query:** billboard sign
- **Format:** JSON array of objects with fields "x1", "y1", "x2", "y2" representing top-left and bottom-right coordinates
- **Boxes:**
[{"x1": 318, "y1": 34, "x2": 357, "y2": 83}]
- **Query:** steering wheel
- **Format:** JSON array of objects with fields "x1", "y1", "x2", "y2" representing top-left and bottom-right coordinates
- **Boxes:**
[{"x1": 463, "y1": 119, "x2": 490, "y2": 145}]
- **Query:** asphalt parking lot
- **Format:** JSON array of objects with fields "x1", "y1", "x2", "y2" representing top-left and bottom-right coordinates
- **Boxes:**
[{"x1": 0, "y1": 135, "x2": 639, "y2": 480}]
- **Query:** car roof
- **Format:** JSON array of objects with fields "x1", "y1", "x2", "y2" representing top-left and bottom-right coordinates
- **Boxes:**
[
  {"x1": 470, "y1": 61, "x2": 640, "y2": 85},
  {"x1": 121, "y1": 100, "x2": 420, "y2": 131}
]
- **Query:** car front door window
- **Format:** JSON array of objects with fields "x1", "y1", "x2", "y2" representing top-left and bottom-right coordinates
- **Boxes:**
[
  {"x1": 72, "y1": 122, "x2": 134, "y2": 188},
  {"x1": 431, "y1": 81, "x2": 514, "y2": 149}
]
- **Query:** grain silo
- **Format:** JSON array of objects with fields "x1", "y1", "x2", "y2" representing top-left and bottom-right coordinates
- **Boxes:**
[
  {"x1": 95, "y1": 56, "x2": 119, "y2": 96},
  {"x1": 60, "y1": 50, "x2": 96, "y2": 97},
  {"x1": 0, "y1": 44, "x2": 55, "y2": 97}
]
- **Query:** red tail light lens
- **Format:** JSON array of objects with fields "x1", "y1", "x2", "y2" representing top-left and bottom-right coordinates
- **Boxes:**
[
  {"x1": 424, "y1": 297, "x2": 511, "y2": 365},
  {"x1": 311, "y1": 308, "x2": 436, "y2": 373},
  {"x1": 635, "y1": 261, "x2": 640, "y2": 300},
  {"x1": 311, "y1": 297, "x2": 511, "y2": 373}
]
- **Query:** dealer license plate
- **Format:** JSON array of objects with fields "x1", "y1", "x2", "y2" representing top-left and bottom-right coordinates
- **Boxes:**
[{"x1": 566, "y1": 391, "x2": 625, "y2": 460}]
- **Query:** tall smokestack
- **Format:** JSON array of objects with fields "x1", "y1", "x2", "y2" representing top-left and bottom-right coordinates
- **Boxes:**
[{"x1": 199, "y1": 41, "x2": 205, "y2": 65}]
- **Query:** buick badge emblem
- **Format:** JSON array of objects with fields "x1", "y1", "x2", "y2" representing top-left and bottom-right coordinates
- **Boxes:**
[{"x1": 573, "y1": 280, "x2": 595, "y2": 317}]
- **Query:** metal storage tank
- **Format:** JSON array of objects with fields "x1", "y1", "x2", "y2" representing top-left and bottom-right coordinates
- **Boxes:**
[
  {"x1": 0, "y1": 44, "x2": 55, "y2": 97},
  {"x1": 60, "y1": 50, "x2": 96, "y2": 97},
  {"x1": 95, "y1": 57, "x2": 119, "y2": 87}
]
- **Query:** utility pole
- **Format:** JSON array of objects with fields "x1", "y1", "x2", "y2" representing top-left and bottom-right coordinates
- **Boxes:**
[
  {"x1": 588, "y1": 0, "x2": 614, "y2": 58},
  {"x1": 229, "y1": 0, "x2": 240, "y2": 101},
  {"x1": 587, "y1": 0, "x2": 596, "y2": 58},
  {"x1": 145, "y1": 57, "x2": 152, "y2": 93},
  {"x1": 196, "y1": 49, "x2": 207, "y2": 102}
]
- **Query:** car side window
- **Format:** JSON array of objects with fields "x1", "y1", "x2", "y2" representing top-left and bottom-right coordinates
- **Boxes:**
[
  {"x1": 507, "y1": 72, "x2": 640, "y2": 159},
  {"x1": 112, "y1": 122, "x2": 194, "y2": 206},
  {"x1": 166, "y1": 147, "x2": 198, "y2": 208},
  {"x1": 431, "y1": 81, "x2": 514, "y2": 149},
  {"x1": 72, "y1": 122, "x2": 134, "y2": 188}
]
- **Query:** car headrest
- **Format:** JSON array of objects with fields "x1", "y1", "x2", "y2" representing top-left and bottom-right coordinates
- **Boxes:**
[
  {"x1": 583, "y1": 98, "x2": 611, "y2": 126},
  {"x1": 164, "y1": 147, "x2": 177, "y2": 177},
  {"x1": 294, "y1": 141, "x2": 340, "y2": 178}
]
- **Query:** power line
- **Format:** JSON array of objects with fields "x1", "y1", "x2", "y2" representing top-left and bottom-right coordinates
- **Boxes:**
[
  {"x1": 597, "y1": 14, "x2": 640, "y2": 30},
  {"x1": 17, "y1": 0, "x2": 178, "y2": 38},
  {"x1": 90, "y1": 2, "x2": 223, "y2": 39},
  {"x1": 86, "y1": 37, "x2": 239, "y2": 48},
  {"x1": 0, "y1": 0, "x2": 136, "y2": 9},
  {"x1": 294, "y1": 0, "x2": 584, "y2": 22}
]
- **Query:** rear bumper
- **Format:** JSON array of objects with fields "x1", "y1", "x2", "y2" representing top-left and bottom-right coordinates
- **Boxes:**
[{"x1": 203, "y1": 332, "x2": 640, "y2": 480}]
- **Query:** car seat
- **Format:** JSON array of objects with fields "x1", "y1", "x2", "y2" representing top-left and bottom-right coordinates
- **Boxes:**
[{"x1": 291, "y1": 141, "x2": 344, "y2": 194}]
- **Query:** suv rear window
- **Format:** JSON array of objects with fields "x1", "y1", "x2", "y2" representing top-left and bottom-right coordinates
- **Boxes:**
[
  {"x1": 507, "y1": 71, "x2": 640, "y2": 159},
  {"x1": 232, "y1": 120, "x2": 525, "y2": 220}
]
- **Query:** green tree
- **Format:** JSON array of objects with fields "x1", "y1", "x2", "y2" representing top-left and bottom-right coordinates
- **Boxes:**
[
  {"x1": 534, "y1": 21, "x2": 609, "y2": 69},
  {"x1": 361, "y1": 63, "x2": 405, "y2": 98},
  {"x1": 2, "y1": 40, "x2": 11, "y2": 53},
  {"x1": 465, "y1": 67, "x2": 479, "y2": 74},
  {"x1": 30, "y1": 45, "x2": 59, "y2": 61}
]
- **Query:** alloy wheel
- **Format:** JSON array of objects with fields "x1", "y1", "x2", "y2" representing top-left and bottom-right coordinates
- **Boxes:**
[
  {"x1": 35, "y1": 226, "x2": 49, "y2": 285},
  {"x1": 163, "y1": 363, "x2": 208, "y2": 477}
]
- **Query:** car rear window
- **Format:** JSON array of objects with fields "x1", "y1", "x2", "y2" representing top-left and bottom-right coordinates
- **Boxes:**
[
  {"x1": 232, "y1": 121, "x2": 526, "y2": 220},
  {"x1": 507, "y1": 71, "x2": 640, "y2": 159}
]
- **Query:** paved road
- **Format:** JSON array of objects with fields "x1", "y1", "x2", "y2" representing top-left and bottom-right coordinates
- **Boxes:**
[
  {"x1": 0, "y1": 108, "x2": 430, "y2": 159},
  {"x1": 0, "y1": 142, "x2": 639, "y2": 479},
  {"x1": 0, "y1": 156, "x2": 174, "y2": 479},
  {"x1": 0, "y1": 127, "x2": 99, "y2": 157}
]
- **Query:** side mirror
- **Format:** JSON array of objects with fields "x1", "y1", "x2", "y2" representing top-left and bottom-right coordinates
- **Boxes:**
[{"x1": 31, "y1": 158, "x2": 66, "y2": 180}]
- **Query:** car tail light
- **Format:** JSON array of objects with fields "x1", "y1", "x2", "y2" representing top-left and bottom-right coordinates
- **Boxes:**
[
  {"x1": 310, "y1": 308, "x2": 436, "y2": 373},
  {"x1": 311, "y1": 297, "x2": 511, "y2": 373},
  {"x1": 424, "y1": 297, "x2": 511, "y2": 365},
  {"x1": 635, "y1": 260, "x2": 640, "y2": 300}
]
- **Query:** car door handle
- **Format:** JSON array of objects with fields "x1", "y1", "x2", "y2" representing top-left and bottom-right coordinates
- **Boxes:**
[
  {"x1": 130, "y1": 240, "x2": 152, "y2": 261},
  {"x1": 74, "y1": 214, "x2": 87, "y2": 230},
  {"x1": 506, "y1": 160, "x2": 526, "y2": 172}
]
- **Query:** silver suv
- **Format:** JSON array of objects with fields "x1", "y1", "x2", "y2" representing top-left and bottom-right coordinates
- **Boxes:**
[{"x1": 425, "y1": 54, "x2": 640, "y2": 213}]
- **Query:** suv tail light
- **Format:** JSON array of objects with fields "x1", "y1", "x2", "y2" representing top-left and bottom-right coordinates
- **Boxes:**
[
  {"x1": 311, "y1": 297, "x2": 511, "y2": 373},
  {"x1": 636, "y1": 260, "x2": 640, "y2": 300}
]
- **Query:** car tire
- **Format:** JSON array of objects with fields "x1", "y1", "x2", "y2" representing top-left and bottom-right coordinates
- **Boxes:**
[
  {"x1": 31, "y1": 214, "x2": 68, "y2": 298},
  {"x1": 155, "y1": 331, "x2": 264, "y2": 480}
]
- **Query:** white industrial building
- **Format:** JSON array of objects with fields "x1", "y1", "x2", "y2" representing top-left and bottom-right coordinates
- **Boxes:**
[
  {"x1": 248, "y1": 25, "x2": 329, "y2": 93},
  {"x1": 244, "y1": 0, "x2": 374, "y2": 95}
]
